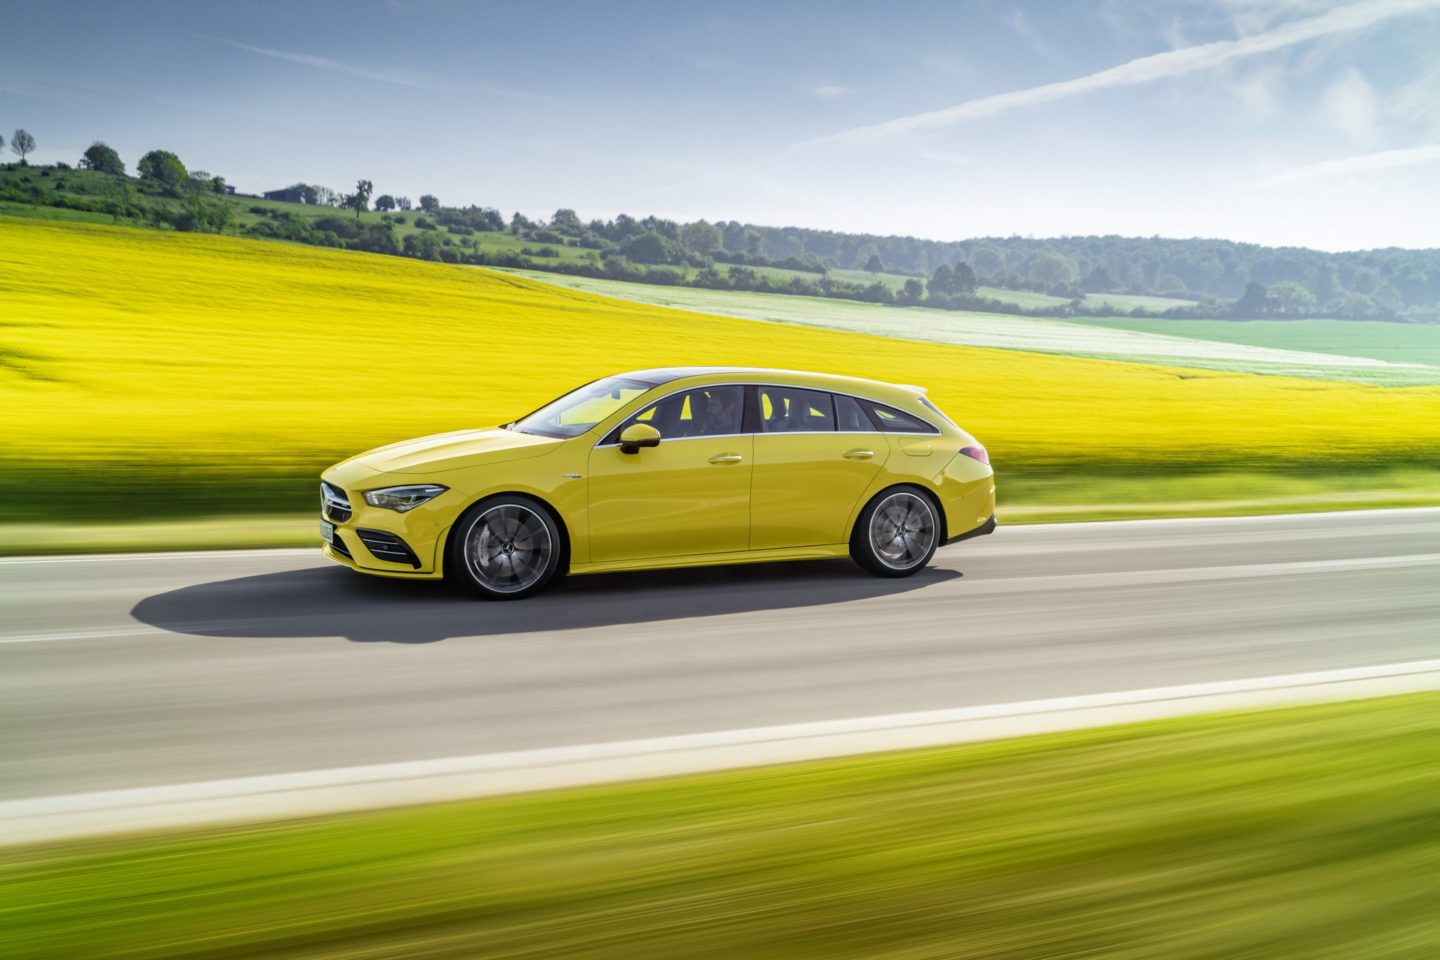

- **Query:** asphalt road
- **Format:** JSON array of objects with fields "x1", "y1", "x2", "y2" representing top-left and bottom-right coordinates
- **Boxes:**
[{"x1": 3, "y1": 508, "x2": 1439, "y2": 803}]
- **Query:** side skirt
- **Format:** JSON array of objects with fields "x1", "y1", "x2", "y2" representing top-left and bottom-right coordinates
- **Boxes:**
[{"x1": 568, "y1": 544, "x2": 851, "y2": 577}]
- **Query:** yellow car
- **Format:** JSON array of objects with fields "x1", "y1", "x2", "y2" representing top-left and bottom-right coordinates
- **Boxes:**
[{"x1": 320, "y1": 367, "x2": 996, "y2": 598}]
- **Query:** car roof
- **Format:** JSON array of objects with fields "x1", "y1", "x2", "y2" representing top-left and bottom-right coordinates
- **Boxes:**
[{"x1": 619, "y1": 367, "x2": 923, "y2": 401}]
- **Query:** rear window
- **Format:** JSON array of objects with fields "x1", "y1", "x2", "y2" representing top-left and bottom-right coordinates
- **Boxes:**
[{"x1": 848, "y1": 398, "x2": 938, "y2": 434}]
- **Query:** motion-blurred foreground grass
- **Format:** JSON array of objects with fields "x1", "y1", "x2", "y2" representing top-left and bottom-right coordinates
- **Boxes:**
[
  {"x1": 5, "y1": 693, "x2": 1440, "y2": 959},
  {"x1": 6, "y1": 216, "x2": 1440, "y2": 539}
]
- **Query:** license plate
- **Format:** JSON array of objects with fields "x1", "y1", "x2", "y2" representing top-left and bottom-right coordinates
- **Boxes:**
[{"x1": 319, "y1": 519, "x2": 335, "y2": 544}]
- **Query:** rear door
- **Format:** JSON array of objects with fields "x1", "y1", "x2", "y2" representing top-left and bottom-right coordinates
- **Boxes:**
[
  {"x1": 748, "y1": 387, "x2": 890, "y2": 550},
  {"x1": 586, "y1": 384, "x2": 751, "y2": 562}
]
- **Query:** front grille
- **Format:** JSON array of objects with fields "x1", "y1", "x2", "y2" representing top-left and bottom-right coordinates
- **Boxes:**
[
  {"x1": 321, "y1": 481, "x2": 352, "y2": 523},
  {"x1": 355, "y1": 528, "x2": 421, "y2": 568}
]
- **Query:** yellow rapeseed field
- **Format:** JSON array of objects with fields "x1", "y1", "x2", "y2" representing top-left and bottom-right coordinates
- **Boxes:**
[{"x1": 5, "y1": 216, "x2": 1439, "y2": 481}]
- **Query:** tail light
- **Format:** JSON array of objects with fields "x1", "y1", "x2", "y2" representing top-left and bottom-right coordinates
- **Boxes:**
[{"x1": 960, "y1": 444, "x2": 989, "y2": 465}]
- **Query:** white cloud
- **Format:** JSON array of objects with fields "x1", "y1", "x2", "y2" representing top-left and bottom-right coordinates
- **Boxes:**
[
  {"x1": 1320, "y1": 67, "x2": 1380, "y2": 143},
  {"x1": 1263, "y1": 142, "x2": 1440, "y2": 184},
  {"x1": 1231, "y1": 66, "x2": 1285, "y2": 118},
  {"x1": 1008, "y1": 9, "x2": 1052, "y2": 54},
  {"x1": 206, "y1": 37, "x2": 437, "y2": 88},
  {"x1": 812, "y1": 84, "x2": 852, "y2": 99},
  {"x1": 794, "y1": 0, "x2": 1440, "y2": 148}
]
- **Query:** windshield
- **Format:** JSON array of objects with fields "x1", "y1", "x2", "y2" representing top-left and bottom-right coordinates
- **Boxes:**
[{"x1": 511, "y1": 377, "x2": 653, "y2": 439}]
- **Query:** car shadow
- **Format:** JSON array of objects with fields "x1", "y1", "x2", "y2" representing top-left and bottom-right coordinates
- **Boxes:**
[{"x1": 130, "y1": 561, "x2": 962, "y2": 644}]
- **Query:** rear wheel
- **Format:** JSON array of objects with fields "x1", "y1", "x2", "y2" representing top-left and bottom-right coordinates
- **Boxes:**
[
  {"x1": 447, "y1": 496, "x2": 563, "y2": 599},
  {"x1": 850, "y1": 487, "x2": 940, "y2": 577}
]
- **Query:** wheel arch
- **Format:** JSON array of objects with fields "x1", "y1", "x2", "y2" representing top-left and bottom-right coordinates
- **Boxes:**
[
  {"x1": 850, "y1": 481, "x2": 948, "y2": 547},
  {"x1": 442, "y1": 490, "x2": 574, "y2": 580}
]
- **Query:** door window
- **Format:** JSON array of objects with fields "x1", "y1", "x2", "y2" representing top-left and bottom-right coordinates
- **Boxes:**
[
  {"x1": 607, "y1": 385, "x2": 744, "y2": 442},
  {"x1": 834, "y1": 394, "x2": 877, "y2": 432},
  {"x1": 758, "y1": 387, "x2": 834, "y2": 433}
]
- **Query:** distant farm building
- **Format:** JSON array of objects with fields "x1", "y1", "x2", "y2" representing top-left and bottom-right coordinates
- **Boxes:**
[{"x1": 262, "y1": 187, "x2": 310, "y2": 204}]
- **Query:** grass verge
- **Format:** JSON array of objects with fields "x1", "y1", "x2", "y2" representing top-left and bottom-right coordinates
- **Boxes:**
[{"x1": 4, "y1": 693, "x2": 1440, "y2": 959}]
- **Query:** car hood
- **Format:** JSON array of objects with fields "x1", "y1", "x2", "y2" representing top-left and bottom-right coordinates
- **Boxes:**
[{"x1": 335, "y1": 428, "x2": 562, "y2": 476}]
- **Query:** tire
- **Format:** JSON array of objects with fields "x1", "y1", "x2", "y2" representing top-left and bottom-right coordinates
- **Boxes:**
[
  {"x1": 850, "y1": 486, "x2": 941, "y2": 578},
  {"x1": 447, "y1": 495, "x2": 564, "y2": 600}
]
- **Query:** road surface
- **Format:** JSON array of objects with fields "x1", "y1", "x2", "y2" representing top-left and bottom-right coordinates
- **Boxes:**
[{"x1": 3, "y1": 508, "x2": 1439, "y2": 807}]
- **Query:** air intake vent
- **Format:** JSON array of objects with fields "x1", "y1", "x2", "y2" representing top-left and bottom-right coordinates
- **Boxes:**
[{"x1": 355, "y1": 528, "x2": 421, "y2": 568}]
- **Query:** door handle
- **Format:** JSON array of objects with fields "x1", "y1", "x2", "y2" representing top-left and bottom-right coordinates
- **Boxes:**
[
  {"x1": 843, "y1": 449, "x2": 875, "y2": 460},
  {"x1": 708, "y1": 453, "x2": 744, "y2": 464}
]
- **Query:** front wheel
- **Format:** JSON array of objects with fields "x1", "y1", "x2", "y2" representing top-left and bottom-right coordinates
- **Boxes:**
[
  {"x1": 850, "y1": 487, "x2": 940, "y2": 577},
  {"x1": 447, "y1": 496, "x2": 563, "y2": 599}
]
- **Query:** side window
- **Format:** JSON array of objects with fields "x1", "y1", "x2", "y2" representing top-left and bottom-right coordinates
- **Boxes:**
[
  {"x1": 834, "y1": 394, "x2": 877, "y2": 432},
  {"x1": 859, "y1": 399, "x2": 938, "y2": 434},
  {"x1": 608, "y1": 385, "x2": 744, "y2": 442},
  {"x1": 758, "y1": 387, "x2": 834, "y2": 433}
]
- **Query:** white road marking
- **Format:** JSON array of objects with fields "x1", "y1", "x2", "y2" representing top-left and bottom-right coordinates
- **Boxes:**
[{"x1": 6, "y1": 657, "x2": 1440, "y2": 845}]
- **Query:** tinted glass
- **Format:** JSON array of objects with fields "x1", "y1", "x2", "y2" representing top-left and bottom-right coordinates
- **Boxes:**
[
  {"x1": 860, "y1": 400, "x2": 937, "y2": 434},
  {"x1": 616, "y1": 385, "x2": 744, "y2": 441},
  {"x1": 834, "y1": 394, "x2": 876, "y2": 432},
  {"x1": 759, "y1": 387, "x2": 834, "y2": 433}
]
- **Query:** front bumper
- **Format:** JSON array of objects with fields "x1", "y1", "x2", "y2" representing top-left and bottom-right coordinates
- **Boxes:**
[{"x1": 320, "y1": 477, "x2": 449, "y2": 579}]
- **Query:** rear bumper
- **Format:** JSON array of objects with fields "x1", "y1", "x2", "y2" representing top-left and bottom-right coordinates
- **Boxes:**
[{"x1": 945, "y1": 513, "x2": 996, "y2": 545}]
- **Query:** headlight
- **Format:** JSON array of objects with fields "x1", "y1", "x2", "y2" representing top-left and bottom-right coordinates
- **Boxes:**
[{"x1": 363, "y1": 484, "x2": 448, "y2": 512}]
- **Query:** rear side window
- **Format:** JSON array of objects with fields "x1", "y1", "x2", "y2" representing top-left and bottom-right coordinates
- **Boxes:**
[
  {"x1": 759, "y1": 386, "x2": 834, "y2": 432},
  {"x1": 857, "y1": 399, "x2": 939, "y2": 434},
  {"x1": 834, "y1": 394, "x2": 877, "y2": 432}
]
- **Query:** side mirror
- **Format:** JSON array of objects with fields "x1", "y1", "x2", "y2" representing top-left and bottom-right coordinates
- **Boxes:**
[{"x1": 619, "y1": 422, "x2": 661, "y2": 454}]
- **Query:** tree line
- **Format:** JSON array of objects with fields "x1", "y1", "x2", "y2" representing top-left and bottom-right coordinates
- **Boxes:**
[{"x1": 4, "y1": 132, "x2": 1437, "y2": 321}]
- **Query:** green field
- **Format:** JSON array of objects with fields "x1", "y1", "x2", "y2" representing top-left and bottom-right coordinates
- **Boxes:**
[
  {"x1": 6, "y1": 692, "x2": 1439, "y2": 959},
  {"x1": 1071, "y1": 316, "x2": 1440, "y2": 367},
  {"x1": 503, "y1": 269, "x2": 1440, "y2": 385},
  {"x1": 976, "y1": 284, "x2": 1071, "y2": 308}
]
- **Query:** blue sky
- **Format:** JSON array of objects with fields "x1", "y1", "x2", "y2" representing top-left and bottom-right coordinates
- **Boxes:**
[{"x1": 4, "y1": 0, "x2": 1440, "y2": 250}]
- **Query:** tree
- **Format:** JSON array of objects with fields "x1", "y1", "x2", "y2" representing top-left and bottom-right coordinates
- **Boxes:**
[
  {"x1": 418, "y1": 194, "x2": 439, "y2": 213},
  {"x1": 863, "y1": 253, "x2": 885, "y2": 273},
  {"x1": 396, "y1": 196, "x2": 412, "y2": 211},
  {"x1": 1155, "y1": 274, "x2": 1188, "y2": 295},
  {"x1": 1269, "y1": 280, "x2": 1316, "y2": 316},
  {"x1": 619, "y1": 230, "x2": 675, "y2": 264},
  {"x1": 210, "y1": 175, "x2": 226, "y2": 194},
  {"x1": 348, "y1": 179, "x2": 373, "y2": 217},
  {"x1": 928, "y1": 262, "x2": 975, "y2": 298},
  {"x1": 137, "y1": 149, "x2": 188, "y2": 194},
  {"x1": 898, "y1": 278, "x2": 925, "y2": 305},
  {"x1": 952, "y1": 262, "x2": 977, "y2": 294},
  {"x1": 549, "y1": 208, "x2": 584, "y2": 236},
  {"x1": 510, "y1": 211, "x2": 532, "y2": 234},
  {"x1": 1234, "y1": 281, "x2": 1270, "y2": 317},
  {"x1": 1082, "y1": 265, "x2": 1114, "y2": 292},
  {"x1": 929, "y1": 264, "x2": 954, "y2": 297},
  {"x1": 80, "y1": 142, "x2": 124, "y2": 175},
  {"x1": 10, "y1": 129, "x2": 35, "y2": 162},
  {"x1": 680, "y1": 220, "x2": 723, "y2": 256},
  {"x1": 1027, "y1": 250, "x2": 1078, "y2": 289},
  {"x1": 374, "y1": 194, "x2": 396, "y2": 212}
]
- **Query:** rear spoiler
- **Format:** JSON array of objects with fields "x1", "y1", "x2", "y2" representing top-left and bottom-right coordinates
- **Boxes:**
[{"x1": 896, "y1": 383, "x2": 928, "y2": 395}]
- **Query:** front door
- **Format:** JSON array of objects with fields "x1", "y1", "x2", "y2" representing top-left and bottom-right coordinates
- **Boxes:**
[
  {"x1": 587, "y1": 385, "x2": 751, "y2": 562},
  {"x1": 749, "y1": 387, "x2": 889, "y2": 550}
]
